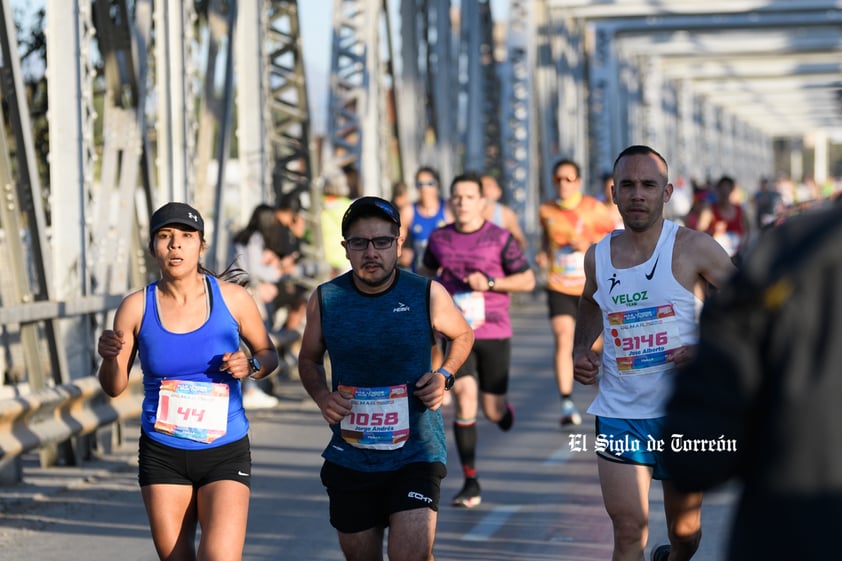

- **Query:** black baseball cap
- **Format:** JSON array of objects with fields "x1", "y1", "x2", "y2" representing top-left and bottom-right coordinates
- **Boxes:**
[
  {"x1": 341, "y1": 196, "x2": 401, "y2": 237},
  {"x1": 149, "y1": 202, "x2": 205, "y2": 237}
]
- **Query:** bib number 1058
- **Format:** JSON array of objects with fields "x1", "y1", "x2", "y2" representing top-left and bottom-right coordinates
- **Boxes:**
[{"x1": 346, "y1": 411, "x2": 399, "y2": 427}]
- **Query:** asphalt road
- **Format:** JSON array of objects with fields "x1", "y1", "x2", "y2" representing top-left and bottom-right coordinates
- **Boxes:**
[{"x1": 0, "y1": 293, "x2": 739, "y2": 561}]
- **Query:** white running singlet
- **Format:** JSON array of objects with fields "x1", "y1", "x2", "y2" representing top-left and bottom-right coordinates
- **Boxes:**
[{"x1": 588, "y1": 220, "x2": 702, "y2": 419}]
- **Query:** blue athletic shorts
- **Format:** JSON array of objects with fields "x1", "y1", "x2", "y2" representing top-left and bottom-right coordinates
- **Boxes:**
[{"x1": 594, "y1": 416, "x2": 670, "y2": 480}]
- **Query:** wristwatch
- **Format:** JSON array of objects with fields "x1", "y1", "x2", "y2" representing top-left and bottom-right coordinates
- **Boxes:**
[
  {"x1": 248, "y1": 357, "x2": 261, "y2": 375},
  {"x1": 437, "y1": 368, "x2": 455, "y2": 391},
  {"x1": 486, "y1": 276, "x2": 496, "y2": 291}
]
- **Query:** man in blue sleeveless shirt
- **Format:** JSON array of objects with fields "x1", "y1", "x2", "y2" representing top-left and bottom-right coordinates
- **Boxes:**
[{"x1": 298, "y1": 196, "x2": 474, "y2": 561}]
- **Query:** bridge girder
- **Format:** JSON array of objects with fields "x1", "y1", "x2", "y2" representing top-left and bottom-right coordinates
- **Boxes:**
[{"x1": 570, "y1": 2, "x2": 841, "y2": 184}]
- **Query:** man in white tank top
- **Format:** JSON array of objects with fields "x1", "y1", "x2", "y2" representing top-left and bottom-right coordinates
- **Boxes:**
[{"x1": 572, "y1": 146, "x2": 736, "y2": 561}]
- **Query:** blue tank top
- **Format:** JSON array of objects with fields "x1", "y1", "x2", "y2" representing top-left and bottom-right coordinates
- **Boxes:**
[
  {"x1": 138, "y1": 275, "x2": 248, "y2": 449},
  {"x1": 318, "y1": 269, "x2": 445, "y2": 471},
  {"x1": 409, "y1": 200, "x2": 448, "y2": 271},
  {"x1": 491, "y1": 202, "x2": 504, "y2": 227}
]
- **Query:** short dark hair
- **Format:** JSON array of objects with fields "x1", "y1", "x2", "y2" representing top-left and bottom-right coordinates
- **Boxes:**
[
  {"x1": 276, "y1": 191, "x2": 302, "y2": 213},
  {"x1": 552, "y1": 158, "x2": 581, "y2": 178},
  {"x1": 449, "y1": 172, "x2": 484, "y2": 196},
  {"x1": 415, "y1": 166, "x2": 441, "y2": 186},
  {"x1": 613, "y1": 145, "x2": 669, "y2": 179},
  {"x1": 717, "y1": 175, "x2": 736, "y2": 189}
]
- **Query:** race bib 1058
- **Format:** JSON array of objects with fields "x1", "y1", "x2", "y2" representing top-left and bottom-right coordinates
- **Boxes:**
[{"x1": 339, "y1": 384, "x2": 410, "y2": 450}]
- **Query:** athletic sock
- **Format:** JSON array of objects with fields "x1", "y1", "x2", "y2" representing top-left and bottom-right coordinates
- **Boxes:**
[{"x1": 454, "y1": 419, "x2": 477, "y2": 478}]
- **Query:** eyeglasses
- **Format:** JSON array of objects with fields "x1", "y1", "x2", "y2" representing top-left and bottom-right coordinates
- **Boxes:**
[
  {"x1": 416, "y1": 180, "x2": 438, "y2": 188},
  {"x1": 345, "y1": 236, "x2": 398, "y2": 251},
  {"x1": 554, "y1": 176, "x2": 579, "y2": 183}
]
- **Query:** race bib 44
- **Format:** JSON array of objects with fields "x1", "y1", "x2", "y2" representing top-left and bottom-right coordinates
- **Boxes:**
[{"x1": 154, "y1": 380, "x2": 229, "y2": 443}]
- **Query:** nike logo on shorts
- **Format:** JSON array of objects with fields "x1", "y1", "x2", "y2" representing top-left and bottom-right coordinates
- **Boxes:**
[{"x1": 238, "y1": 471, "x2": 250, "y2": 477}]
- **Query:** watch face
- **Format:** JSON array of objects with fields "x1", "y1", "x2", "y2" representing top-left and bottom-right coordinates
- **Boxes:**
[
  {"x1": 249, "y1": 357, "x2": 261, "y2": 372},
  {"x1": 444, "y1": 373, "x2": 455, "y2": 390}
]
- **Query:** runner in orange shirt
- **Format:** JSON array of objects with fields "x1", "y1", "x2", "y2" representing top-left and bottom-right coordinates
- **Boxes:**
[{"x1": 536, "y1": 159, "x2": 617, "y2": 427}]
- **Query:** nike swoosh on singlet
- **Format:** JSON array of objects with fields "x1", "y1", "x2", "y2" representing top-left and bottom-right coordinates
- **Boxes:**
[{"x1": 645, "y1": 257, "x2": 659, "y2": 280}]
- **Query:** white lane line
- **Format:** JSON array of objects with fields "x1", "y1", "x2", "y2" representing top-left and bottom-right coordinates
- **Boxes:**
[
  {"x1": 462, "y1": 505, "x2": 521, "y2": 541},
  {"x1": 544, "y1": 444, "x2": 573, "y2": 465}
]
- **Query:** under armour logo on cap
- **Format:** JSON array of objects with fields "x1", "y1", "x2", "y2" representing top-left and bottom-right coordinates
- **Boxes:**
[{"x1": 149, "y1": 202, "x2": 205, "y2": 237}]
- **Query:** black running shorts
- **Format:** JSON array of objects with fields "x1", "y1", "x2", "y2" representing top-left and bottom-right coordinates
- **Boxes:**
[
  {"x1": 456, "y1": 337, "x2": 511, "y2": 395},
  {"x1": 320, "y1": 461, "x2": 446, "y2": 533},
  {"x1": 546, "y1": 289, "x2": 580, "y2": 318},
  {"x1": 138, "y1": 432, "x2": 252, "y2": 488}
]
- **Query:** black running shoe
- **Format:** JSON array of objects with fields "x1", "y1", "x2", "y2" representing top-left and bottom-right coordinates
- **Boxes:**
[
  {"x1": 497, "y1": 402, "x2": 515, "y2": 432},
  {"x1": 651, "y1": 544, "x2": 670, "y2": 561},
  {"x1": 451, "y1": 478, "x2": 481, "y2": 508}
]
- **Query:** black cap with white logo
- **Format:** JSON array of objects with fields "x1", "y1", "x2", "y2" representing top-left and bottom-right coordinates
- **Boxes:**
[{"x1": 149, "y1": 202, "x2": 205, "y2": 238}]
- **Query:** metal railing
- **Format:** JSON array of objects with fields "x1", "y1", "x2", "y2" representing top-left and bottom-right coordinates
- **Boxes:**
[{"x1": 0, "y1": 372, "x2": 142, "y2": 484}]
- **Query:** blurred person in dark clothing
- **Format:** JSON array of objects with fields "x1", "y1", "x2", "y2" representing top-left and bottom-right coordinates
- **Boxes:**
[
  {"x1": 232, "y1": 203, "x2": 287, "y2": 408},
  {"x1": 272, "y1": 191, "x2": 307, "y2": 264},
  {"x1": 663, "y1": 200, "x2": 842, "y2": 561},
  {"x1": 751, "y1": 177, "x2": 785, "y2": 230},
  {"x1": 268, "y1": 191, "x2": 309, "y2": 342},
  {"x1": 706, "y1": 175, "x2": 750, "y2": 258}
]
